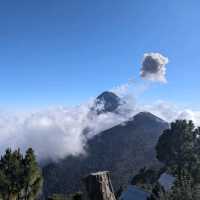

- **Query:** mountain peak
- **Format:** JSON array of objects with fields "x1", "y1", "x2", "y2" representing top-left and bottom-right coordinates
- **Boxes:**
[
  {"x1": 96, "y1": 91, "x2": 120, "y2": 102},
  {"x1": 133, "y1": 112, "x2": 167, "y2": 124},
  {"x1": 94, "y1": 91, "x2": 121, "y2": 114},
  {"x1": 43, "y1": 109, "x2": 169, "y2": 196}
]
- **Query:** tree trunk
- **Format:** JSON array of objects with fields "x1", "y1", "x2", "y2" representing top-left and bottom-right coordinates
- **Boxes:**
[{"x1": 83, "y1": 171, "x2": 116, "y2": 200}]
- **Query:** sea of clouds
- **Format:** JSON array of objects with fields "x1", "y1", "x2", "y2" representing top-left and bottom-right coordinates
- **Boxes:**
[
  {"x1": 0, "y1": 98, "x2": 136, "y2": 161},
  {"x1": 0, "y1": 92, "x2": 199, "y2": 161}
]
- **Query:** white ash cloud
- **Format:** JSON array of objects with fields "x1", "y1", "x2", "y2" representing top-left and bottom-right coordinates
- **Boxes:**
[{"x1": 140, "y1": 53, "x2": 169, "y2": 83}]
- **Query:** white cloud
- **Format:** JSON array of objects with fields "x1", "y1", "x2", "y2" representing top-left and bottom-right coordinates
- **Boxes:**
[
  {"x1": 0, "y1": 95, "x2": 199, "y2": 162},
  {"x1": 141, "y1": 101, "x2": 200, "y2": 126},
  {"x1": 0, "y1": 99, "x2": 136, "y2": 161}
]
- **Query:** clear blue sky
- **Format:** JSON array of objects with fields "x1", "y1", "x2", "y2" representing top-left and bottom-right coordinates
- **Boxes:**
[{"x1": 0, "y1": 0, "x2": 200, "y2": 109}]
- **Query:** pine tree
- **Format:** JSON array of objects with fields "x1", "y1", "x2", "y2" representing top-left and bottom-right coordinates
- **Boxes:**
[
  {"x1": 147, "y1": 183, "x2": 169, "y2": 200},
  {"x1": 23, "y1": 148, "x2": 43, "y2": 200},
  {"x1": 0, "y1": 149, "x2": 13, "y2": 200},
  {"x1": 169, "y1": 170, "x2": 194, "y2": 200},
  {"x1": 0, "y1": 148, "x2": 43, "y2": 200},
  {"x1": 150, "y1": 120, "x2": 200, "y2": 200},
  {"x1": 0, "y1": 148, "x2": 24, "y2": 200},
  {"x1": 156, "y1": 120, "x2": 198, "y2": 181}
]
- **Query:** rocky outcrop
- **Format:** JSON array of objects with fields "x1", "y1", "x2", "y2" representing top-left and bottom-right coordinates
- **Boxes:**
[{"x1": 83, "y1": 171, "x2": 116, "y2": 200}]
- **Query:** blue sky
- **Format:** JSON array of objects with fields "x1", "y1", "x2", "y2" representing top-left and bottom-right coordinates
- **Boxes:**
[{"x1": 0, "y1": 0, "x2": 200, "y2": 109}]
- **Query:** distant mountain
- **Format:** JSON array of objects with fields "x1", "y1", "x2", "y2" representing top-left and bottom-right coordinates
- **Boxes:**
[
  {"x1": 92, "y1": 91, "x2": 122, "y2": 114},
  {"x1": 42, "y1": 109, "x2": 168, "y2": 196}
]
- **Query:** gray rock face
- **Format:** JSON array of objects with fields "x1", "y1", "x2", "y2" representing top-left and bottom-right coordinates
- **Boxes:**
[{"x1": 83, "y1": 171, "x2": 116, "y2": 200}]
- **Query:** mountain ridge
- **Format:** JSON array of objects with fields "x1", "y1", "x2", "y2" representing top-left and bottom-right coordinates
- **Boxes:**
[{"x1": 43, "y1": 108, "x2": 168, "y2": 196}]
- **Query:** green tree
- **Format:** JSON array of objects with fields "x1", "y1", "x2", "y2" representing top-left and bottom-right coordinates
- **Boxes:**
[
  {"x1": 147, "y1": 183, "x2": 170, "y2": 200},
  {"x1": 131, "y1": 167, "x2": 162, "y2": 187},
  {"x1": 0, "y1": 148, "x2": 13, "y2": 200},
  {"x1": 168, "y1": 170, "x2": 194, "y2": 200},
  {"x1": 156, "y1": 120, "x2": 197, "y2": 180},
  {"x1": 0, "y1": 149, "x2": 24, "y2": 200},
  {"x1": 23, "y1": 148, "x2": 43, "y2": 200},
  {"x1": 149, "y1": 120, "x2": 200, "y2": 200},
  {"x1": 0, "y1": 148, "x2": 43, "y2": 200},
  {"x1": 147, "y1": 168, "x2": 200, "y2": 200}
]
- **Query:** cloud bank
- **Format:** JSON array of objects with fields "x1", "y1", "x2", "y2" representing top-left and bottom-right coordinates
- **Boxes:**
[
  {"x1": 0, "y1": 99, "x2": 136, "y2": 161},
  {"x1": 140, "y1": 53, "x2": 169, "y2": 83},
  {"x1": 0, "y1": 94, "x2": 199, "y2": 162},
  {"x1": 141, "y1": 101, "x2": 200, "y2": 126}
]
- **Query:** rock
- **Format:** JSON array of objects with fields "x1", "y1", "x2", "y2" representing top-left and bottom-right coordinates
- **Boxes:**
[{"x1": 83, "y1": 171, "x2": 116, "y2": 200}]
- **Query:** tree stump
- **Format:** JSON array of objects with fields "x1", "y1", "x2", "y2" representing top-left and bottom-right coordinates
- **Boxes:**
[{"x1": 83, "y1": 171, "x2": 116, "y2": 200}]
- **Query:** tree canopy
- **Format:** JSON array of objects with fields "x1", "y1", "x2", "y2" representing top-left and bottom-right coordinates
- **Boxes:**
[
  {"x1": 0, "y1": 148, "x2": 43, "y2": 200},
  {"x1": 148, "y1": 120, "x2": 200, "y2": 200},
  {"x1": 156, "y1": 120, "x2": 199, "y2": 178}
]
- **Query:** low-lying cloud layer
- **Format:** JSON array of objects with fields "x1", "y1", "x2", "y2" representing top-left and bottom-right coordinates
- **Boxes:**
[
  {"x1": 141, "y1": 101, "x2": 200, "y2": 126},
  {"x1": 0, "y1": 94, "x2": 199, "y2": 162},
  {"x1": 0, "y1": 99, "x2": 136, "y2": 161},
  {"x1": 140, "y1": 53, "x2": 169, "y2": 83}
]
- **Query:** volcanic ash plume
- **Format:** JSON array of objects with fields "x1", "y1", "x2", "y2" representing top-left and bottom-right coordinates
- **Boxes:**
[{"x1": 140, "y1": 52, "x2": 169, "y2": 83}]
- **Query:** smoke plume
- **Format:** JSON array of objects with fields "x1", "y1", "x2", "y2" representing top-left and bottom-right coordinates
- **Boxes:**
[{"x1": 140, "y1": 53, "x2": 169, "y2": 83}]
